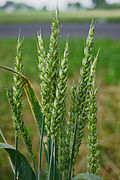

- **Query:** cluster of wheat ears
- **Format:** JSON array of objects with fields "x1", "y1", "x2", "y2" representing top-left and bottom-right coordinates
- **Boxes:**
[{"x1": 0, "y1": 10, "x2": 103, "y2": 180}]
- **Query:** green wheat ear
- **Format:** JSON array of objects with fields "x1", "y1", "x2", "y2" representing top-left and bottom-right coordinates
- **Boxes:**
[
  {"x1": 50, "y1": 40, "x2": 69, "y2": 173},
  {"x1": 67, "y1": 21, "x2": 95, "y2": 175},
  {"x1": 37, "y1": 30, "x2": 46, "y2": 79},
  {"x1": 87, "y1": 51, "x2": 99, "y2": 175},
  {"x1": 38, "y1": 9, "x2": 60, "y2": 135},
  {"x1": 50, "y1": 40, "x2": 69, "y2": 137},
  {"x1": 65, "y1": 80, "x2": 77, "y2": 175},
  {"x1": 7, "y1": 34, "x2": 33, "y2": 158}
]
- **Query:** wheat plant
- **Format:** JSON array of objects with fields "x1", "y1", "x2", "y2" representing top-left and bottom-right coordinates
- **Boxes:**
[{"x1": 0, "y1": 10, "x2": 102, "y2": 180}]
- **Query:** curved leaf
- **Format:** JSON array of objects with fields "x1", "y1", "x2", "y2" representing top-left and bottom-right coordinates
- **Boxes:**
[
  {"x1": 0, "y1": 65, "x2": 47, "y2": 136},
  {"x1": 71, "y1": 173, "x2": 103, "y2": 180},
  {"x1": 24, "y1": 77, "x2": 46, "y2": 136},
  {"x1": 0, "y1": 143, "x2": 36, "y2": 180}
]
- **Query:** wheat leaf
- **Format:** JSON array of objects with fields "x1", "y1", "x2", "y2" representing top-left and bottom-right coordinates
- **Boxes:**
[
  {"x1": 0, "y1": 143, "x2": 36, "y2": 180},
  {"x1": 0, "y1": 65, "x2": 46, "y2": 136},
  {"x1": 71, "y1": 173, "x2": 103, "y2": 180}
]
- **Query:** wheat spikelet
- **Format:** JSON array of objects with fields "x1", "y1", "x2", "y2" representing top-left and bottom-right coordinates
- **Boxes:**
[
  {"x1": 7, "y1": 35, "x2": 33, "y2": 158},
  {"x1": 68, "y1": 22, "x2": 95, "y2": 174},
  {"x1": 87, "y1": 51, "x2": 99, "y2": 175},
  {"x1": 50, "y1": 40, "x2": 69, "y2": 172},
  {"x1": 38, "y1": 9, "x2": 60, "y2": 135}
]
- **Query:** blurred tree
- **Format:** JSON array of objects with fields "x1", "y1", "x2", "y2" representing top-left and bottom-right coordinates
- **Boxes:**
[
  {"x1": 0, "y1": 1, "x2": 35, "y2": 11},
  {"x1": 74, "y1": 2, "x2": 82, "y2": 10},
  {"x1": 68, "y1": 2, "x2": 72, "y2": 8},
  {"x1": 67, "y1": 2, "x2": 82, "y2": 10},
  {"x1": 92, "y1": 0, "x2": 106, "y2": 8},
  {"x1": 42, "y1": 6, "x2": 47, "y2": 11},
  {"x1": 2, "y1": 1, "x2": 14, "y2": 8},
  {"x1": 92, "y1": 0, "x2": 120, "y2": 9}
]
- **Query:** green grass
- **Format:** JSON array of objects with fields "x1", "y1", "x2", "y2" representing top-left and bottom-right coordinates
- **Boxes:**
[
  {"x1": 0, "y1": 37, "x2": 120, "y2": 85},
  {"x1": 0, "y1": 9, "x2": 120, "y2": 23}
]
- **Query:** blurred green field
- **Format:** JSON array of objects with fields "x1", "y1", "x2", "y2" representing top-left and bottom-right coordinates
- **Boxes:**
[
  {"x1": 0, "y1": 36, "x2": 120, "y2": 85},
  {"x1": 0, "y1": 9, "x2": 120, "y2": 23},
  {"x1": 0, "y1": 36, "x2": 120, "y2": 179}
]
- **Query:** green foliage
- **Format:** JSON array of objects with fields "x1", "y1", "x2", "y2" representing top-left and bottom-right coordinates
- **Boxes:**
[
  {"x1": 71, "y1": 173, "x2": 102, "y2": 180},
  {"x1": 92, "y1": 0, "x2": 106, "y2": 9},
  {"x1": 67, "y1": 2, "x2": 82, "y2": 10},
  {"x1": 1, "y1": 10, "x2": 120, "y2": 23},
  {"x1": 0, "y1": 10, "x2": 102, "y2": 180},
  {"x1": 0, "y1": 143, "x2": 36, "y2": 180},
  {"x1": 23, "y1": 77, "x2": 46, "y2": 136}
]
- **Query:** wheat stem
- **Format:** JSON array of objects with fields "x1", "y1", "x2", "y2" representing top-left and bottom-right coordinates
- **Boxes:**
[
  {"x1": 38, "y1": 116, "x2": 44, "y2": 180},
  {"x1": 53, "y1": 138, "x2": 56, "y2": 180},
  {"x1": 33, "y1": 158, "x2": 38, "y2": 179},
  {"x1": 48, "y1": 140, "x2": 54, "y2": 180},
  {"x1": 68, "y1": 118, "x2": 77, "y2": 180},
  {"x1": 14, "y1": 133, "x2": 18, "y2": 180}
]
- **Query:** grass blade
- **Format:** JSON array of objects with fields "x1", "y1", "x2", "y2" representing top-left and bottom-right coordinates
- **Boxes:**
[
  {"x1": 24, "y1": 79, "x2": 43, "y2": 135},
  {"x1": 71, "y1": 173, "x2": 103, "y2": 180},
  {"x1": 0, "y1": 143, "x2": 36, "y2": 180}
]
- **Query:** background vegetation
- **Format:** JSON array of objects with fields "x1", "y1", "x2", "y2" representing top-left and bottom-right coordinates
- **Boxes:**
[{"x1": 0, "y1": 9, "x2": 120, "y2": 23}]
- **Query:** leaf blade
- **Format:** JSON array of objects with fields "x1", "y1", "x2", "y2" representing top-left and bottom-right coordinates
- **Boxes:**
[
  {"x1": 23, "y1": 78, "x2": 46, "y2": 135},
  {"x1": 71, "y1": 173, "x2": 103, "y2": 180},
  {"x1": 0, "y1": 143, "x2": 36, "y2": 180},
  {"x1": 0, "y1": 65, "x2": 47, "y2": 136}
]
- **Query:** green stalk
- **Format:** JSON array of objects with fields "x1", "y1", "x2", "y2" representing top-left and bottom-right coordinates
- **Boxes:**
[
  {"x1": 47, "y1": 134, "x2": 51, "y2": 165},
  {"x1": 48, "y1": 140, "x2": 54, "y2": 180},
  {"x1": 43, "y1": 142, "x2": 48, "y2": 163},
  {"x1": 38, "y1": 116, "x2": 44, "y2": 180},
  {"x1": 68, "y1": 119, "x2": 78, "y2": 180},
  {"x1": 33, "y1": 159, "x2": 38, "y2": 180},
  {"x1": 53, "y1": 138, "x2": 56, "y2": 180},
  {"x1": 14, "y1": 133, "x2": 18, "y2": 180}
]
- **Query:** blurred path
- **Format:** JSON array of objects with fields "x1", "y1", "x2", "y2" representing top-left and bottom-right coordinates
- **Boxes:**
[{"x1": 0, "y1": 22, "x2": 120, "y2": 39}]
